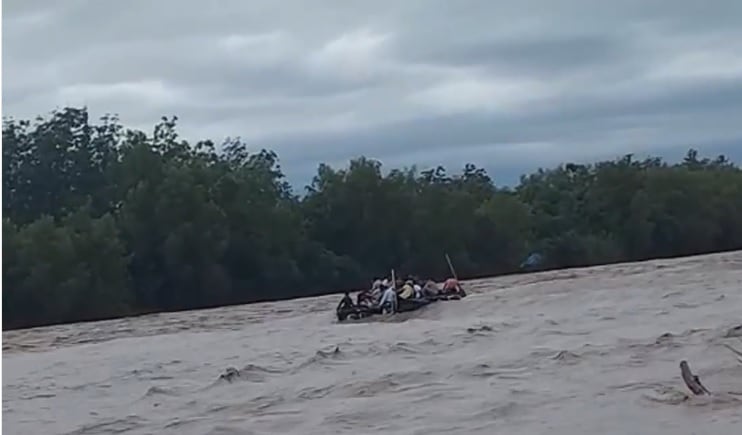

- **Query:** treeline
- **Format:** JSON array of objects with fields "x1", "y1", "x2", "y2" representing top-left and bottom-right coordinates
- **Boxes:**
[{"x1": 3, "y1": 107, "x2": 742, "y2": 329}]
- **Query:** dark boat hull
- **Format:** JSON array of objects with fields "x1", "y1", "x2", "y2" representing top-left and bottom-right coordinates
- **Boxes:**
[
  {"x1": 429, "y1": 289, "x2": 466, "y2": 301},
  {"x1": 336, "y1": 300, "x2": 428, "y2": 322},
  {"x1": 336, "y1": 305, "x2": 380, "y2": 321},
  {"x1": 337, "y1": 293, "x2": 465, "y2": 322},
  {"x1": 396, "y1": 297, "x2": 432, "y2": 312}
]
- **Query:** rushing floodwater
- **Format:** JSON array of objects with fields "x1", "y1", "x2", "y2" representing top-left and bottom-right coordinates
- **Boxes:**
[{"x1": 4, "y1": 252, "x2": 742, "y2": 434}]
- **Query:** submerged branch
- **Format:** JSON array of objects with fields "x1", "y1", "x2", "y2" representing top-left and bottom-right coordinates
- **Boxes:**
[{"x1": 679, "y1": 360, "x2": 711, "y2": 395}]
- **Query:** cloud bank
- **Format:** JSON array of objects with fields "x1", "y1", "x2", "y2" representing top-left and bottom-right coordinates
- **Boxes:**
[{"x1": 4, "y1": 0, "x2": 742, "y2": 187}]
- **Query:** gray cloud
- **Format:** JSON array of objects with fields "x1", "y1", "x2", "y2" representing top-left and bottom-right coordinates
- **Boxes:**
[{"x1": 4, "y1": 0, "x2": 742, "y2": 189}]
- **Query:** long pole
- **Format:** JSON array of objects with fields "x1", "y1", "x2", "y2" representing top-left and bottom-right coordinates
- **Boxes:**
[
  {"x1": 445, "y1": 253, "x2": 458, "y2": 280},
  {"x1": 391, "y1": 269, "x2": 396, "y2": 289}
]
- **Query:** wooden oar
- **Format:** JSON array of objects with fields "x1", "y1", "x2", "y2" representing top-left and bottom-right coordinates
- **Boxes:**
[
  {"x1": 444, "y1": 253, "x2": 467, "y2": 297},
  {"x1": 445, "y1": 253, "x2": 458, "y2": 280}
]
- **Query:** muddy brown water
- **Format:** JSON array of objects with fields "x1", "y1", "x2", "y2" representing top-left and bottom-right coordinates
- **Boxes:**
[{"x1": 4, "y1": 251, "x2": 742, "y2": 434}]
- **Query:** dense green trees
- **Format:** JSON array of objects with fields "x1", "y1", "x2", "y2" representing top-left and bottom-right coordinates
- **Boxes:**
[{"x1": 4, "y1": 107, "x2": 742, "y2": 329}]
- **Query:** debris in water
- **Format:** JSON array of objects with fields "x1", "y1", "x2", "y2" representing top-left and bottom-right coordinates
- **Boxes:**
[
  {"x1": 655, "y1": 332, "x2": 674, "y2": 344},
  {"x1": 219, "y1": 367, "x2": 241, "y2": 383},
  {"x1": 679, "y1": 360, "x2": 711, "y2": 395},
  {"x1": 552, "y1": 350, "x2": 581, "y2": 364}
]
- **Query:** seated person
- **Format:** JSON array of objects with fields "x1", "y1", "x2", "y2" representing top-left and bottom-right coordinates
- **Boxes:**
[
  {"x1": 356, "y1": 290, "x2": 368, "y2": 306},
  {"x1": 399, "y1": 280, "x2": 416, "y2": 299},
  {"x1": 413, "y1": 283, "x2": 423, "y2": 298},
  {"x1": 337, "y1": 291, "x2": 354, "y2": 312},
  {"x1": 357, "y1": 289, "x2": 379, "y2": 306},
  {"x1": 423, "y1": 280, "x2": 440, "y2": 297},
  {"x1": 442, "y1": 278, "x2": 463, "y2": 294}
]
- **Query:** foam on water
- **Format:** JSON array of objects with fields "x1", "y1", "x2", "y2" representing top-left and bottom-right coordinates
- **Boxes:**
[{"x1": 4, "y1": 251, "x2": 742, "y2": 434}]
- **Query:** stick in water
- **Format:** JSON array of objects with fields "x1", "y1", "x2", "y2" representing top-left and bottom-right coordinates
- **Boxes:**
[{"x1": 679, "y1": 360, "x2": 711, "y2": 395}]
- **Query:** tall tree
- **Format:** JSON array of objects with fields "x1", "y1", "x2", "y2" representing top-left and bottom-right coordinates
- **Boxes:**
[{"x1": 4, "y1": 107, "x2": 742, "y2": 329}]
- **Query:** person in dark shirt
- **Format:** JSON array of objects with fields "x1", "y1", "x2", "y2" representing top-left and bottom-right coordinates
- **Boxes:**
[
  {"x1": 336, "y1": 291, "x2": 357, "y2": 321},
  {"x1": 337, "y1": 291, "x2": 354, "y2": 311}
]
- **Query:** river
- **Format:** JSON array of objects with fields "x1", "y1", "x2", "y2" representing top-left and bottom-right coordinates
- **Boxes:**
[{"x1": 3, "y1": 251, "x2": 742, "y2": 434}]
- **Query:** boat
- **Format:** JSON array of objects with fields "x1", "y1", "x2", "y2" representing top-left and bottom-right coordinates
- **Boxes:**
[{"x1": 335, "y1": 288, "x2": 465, "y2": 323}]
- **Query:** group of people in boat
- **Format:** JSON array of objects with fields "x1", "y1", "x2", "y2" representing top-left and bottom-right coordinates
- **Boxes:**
[{"x1": 336, "y1": 276, "x2": 465, "y2": 320}]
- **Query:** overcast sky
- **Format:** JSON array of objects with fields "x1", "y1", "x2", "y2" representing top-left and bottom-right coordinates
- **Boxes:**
[{"x1": 4, "y1": 0, "x2": 742, "y2": 187}]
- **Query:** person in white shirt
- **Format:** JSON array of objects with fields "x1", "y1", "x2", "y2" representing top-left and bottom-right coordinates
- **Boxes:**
[
  {"x1": 378, "y1": 285, "x2": 397, "y2": 314},
  {"x1": 413, "y1": 283, "x2": 423, "y2": 299}
]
